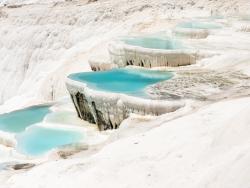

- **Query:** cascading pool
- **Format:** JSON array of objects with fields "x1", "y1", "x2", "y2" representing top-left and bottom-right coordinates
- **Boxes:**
[
  {"x1": 0, "y1": 105, "x2": 84, "y2": 156},
  {"x1": 177, "y1": 21, "x2": 222, "y2": 29},
  {"x1": 122, "y1": 36, "x2": 183, "y2": 50},
  {"x1": 0, "y1": 105, "x2": 51, "y2": 133},
  {"x1": 68, "y1": 68, "x2": 173, "y2": 98},
  {"x1": 16, "y1": 125, "x2": 83, "y2": 156}
]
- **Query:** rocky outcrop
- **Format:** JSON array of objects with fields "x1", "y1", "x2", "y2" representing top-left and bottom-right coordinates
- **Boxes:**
[
  {"x1": 66, "y1": 78, "x2": 184, "y2": 130},
  {"x1": 108, "y1": 41, "x2": 197, "y2": 68}
]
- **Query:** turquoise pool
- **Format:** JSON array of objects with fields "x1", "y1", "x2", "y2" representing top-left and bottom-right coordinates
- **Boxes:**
[
  {"x1": 68, "y1": 68, "x2": 173, "y2": 97},
  {"x1": 177, "y1": 21, "x2": 222, "y2": 29},
  {"x1": 0, "y1": 105, "x2": 51, "y2": 133},
  {"x1": 16, "y1": 125, "x2": 83, "y2": 156},
  {"x1": 122, "y1": 36, "x2": 183, "y2": 50},
  {"x1": 0, "y1": 105, "x2": 84, "y2": 156}
]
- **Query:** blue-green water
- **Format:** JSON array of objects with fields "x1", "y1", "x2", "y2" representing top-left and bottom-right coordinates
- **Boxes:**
[
  {"x1": 0, "y1": 105, "x2": 51, "y2": 133},
  {"x1": 69, "y1": 68, "x2": 173, "y2": 97},
  {"x1": 0, "y1": 105, "x2": 84, "y2": 156},
  {"x1": 16, "y1": 126, "x2": 83, "y2": 156},
  {"x1": 122, "y1": 36, "x2": 183, "y2": 50},
  {"x1": 177, "y1": 21, "x2": 222, "y2": 29}
]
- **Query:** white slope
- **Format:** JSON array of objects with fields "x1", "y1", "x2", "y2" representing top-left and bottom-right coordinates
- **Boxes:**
[
  {"x1": 0, "y1": 0, "x2": 250, "y2": 109},
  {"x1": 4, "y1": 97, "x2": 250, "y2": 188},
  {"x1": 0, "y1": 0, "x2": 250, "y2": 187}
]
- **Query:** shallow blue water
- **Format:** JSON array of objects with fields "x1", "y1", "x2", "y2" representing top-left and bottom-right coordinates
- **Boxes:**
[
  {"x1": 177, "y1": 21, "x2": 222, "y2": 29},
  {"x1": 16, "y1": 126, "x2": 83, "y2": 156},
  {"x1": 122, "y1": 36, "x2": 183, "y2": 50},
  {"x1": 69, "y1": 68, "x2": 173, "y2": 97},
  {"x1": 0, "y1": 105, "x2": 51, "y2": 133}
]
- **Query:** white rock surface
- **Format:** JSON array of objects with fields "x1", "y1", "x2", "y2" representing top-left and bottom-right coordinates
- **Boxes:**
[
  {"x1": 0, "y1": 0, "x2": 250, "y2": 107},
  {"x1": 3, "y1": 97, "x2": 250, "y2": 188},
  {"x1": 0, "y1": 0, "x2": 250, "y2": 188},
  {"x1": 88, "y1": 56, "x2": 117, "y2": 71}
]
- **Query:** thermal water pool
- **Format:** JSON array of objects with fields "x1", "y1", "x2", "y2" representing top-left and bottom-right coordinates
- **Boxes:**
[
  {"x1": 68, "y1": 68, "x2": 173, "y2": 98},
  {"x1": 16, "y1": 125, "x2": 83, "y2": 156},
  {"x1": 109, "y1": 34, "x2": 195, "y2": 68},
  {"x1": 177, "y1": 21, "x2": 222, "y2": 29},
  {"x1": 0, "y1": 105, "x2": 51, "y2": 133},
  {"x1": 0, "y1": 105, "x2": 84, "y2": 156},
  {"x1": 122, "y1": 36, "x2": 184, "y2": 50}
]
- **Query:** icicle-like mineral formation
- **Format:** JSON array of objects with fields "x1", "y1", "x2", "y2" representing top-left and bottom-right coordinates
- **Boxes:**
[
  {"x1": 108, "y1": 40, "x2": 197, "y2": 68},
  {"x1": 173, "y1": 28, "x2": 209, "y2": 38},
  {"x1": 66, "y1": 78, "x2": 184, "y2": 130}
]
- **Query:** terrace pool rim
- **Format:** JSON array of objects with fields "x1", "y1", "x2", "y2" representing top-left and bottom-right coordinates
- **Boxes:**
[
  {"x1": 66, "y1": 70, "x2": 184, "y2": 130},
  {"x1": 67, "y1": 68, "x2": 174, "y2": 97},
  {"x1": 108, "y1": 38, "x2": 197, "y2": 68},
  {"x1": 176, "y1": 21, "x2": 223, "y2": 30}
]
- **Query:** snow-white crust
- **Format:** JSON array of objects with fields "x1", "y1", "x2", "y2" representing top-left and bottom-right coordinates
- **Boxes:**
[{"x1": 1, "y1": 0, "x2": 250, "y2": 186}]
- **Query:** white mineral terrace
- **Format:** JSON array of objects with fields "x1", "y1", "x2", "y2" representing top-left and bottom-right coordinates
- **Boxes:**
[
  {"x1": 172, "y1": 21, "x2": 223, "y2": 39},
  {"x1": 0, "y1": 0, "x2": 250, "y2": 187},
  {"x1": 172, "y1": 27, "x2": 210, "y2": 38},
  {"x1": 108, "y1": 40, "x2": 198, "y2": 68},
  {"x1": 66, "y1": 78, "x2": 184, "y2": 130}
]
